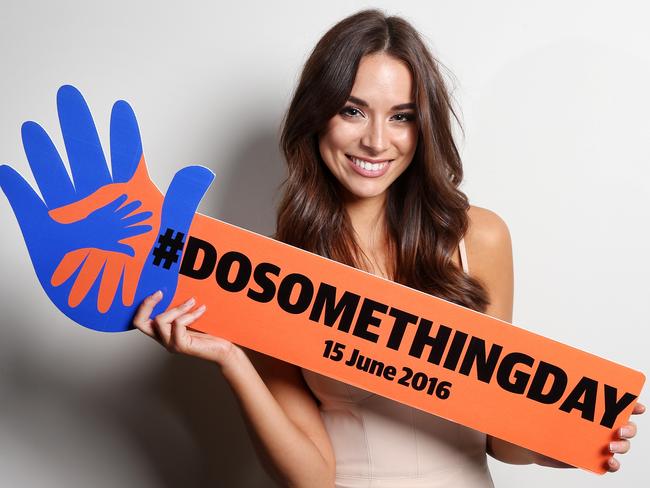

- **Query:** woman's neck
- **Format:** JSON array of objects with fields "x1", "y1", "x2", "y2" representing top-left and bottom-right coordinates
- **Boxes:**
[{"x1": 344, "y1": 193, "x2": 388, "y2": 253}]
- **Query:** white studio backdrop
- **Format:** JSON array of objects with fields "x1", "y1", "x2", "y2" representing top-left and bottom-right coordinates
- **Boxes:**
[{"x1": 0, "y1": 1, "x2": 647, "y2": 486}]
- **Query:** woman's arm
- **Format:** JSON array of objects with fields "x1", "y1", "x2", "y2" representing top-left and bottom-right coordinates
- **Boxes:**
[
  {"x1": 464, "y1": 205, "x2": 643, "y2": 471},
  {"x1": 133, "y1": 292, "x2": 336, "y2": 488}
]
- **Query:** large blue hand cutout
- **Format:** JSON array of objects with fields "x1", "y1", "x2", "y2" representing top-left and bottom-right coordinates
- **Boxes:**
[{"x1": 0, "y1": 85, "x2": 214, "y2": 332}]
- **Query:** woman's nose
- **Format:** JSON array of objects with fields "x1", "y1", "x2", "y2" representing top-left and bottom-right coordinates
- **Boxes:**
[{"x1": 360, "y1": 120, "x2": 389, "y2": 154}]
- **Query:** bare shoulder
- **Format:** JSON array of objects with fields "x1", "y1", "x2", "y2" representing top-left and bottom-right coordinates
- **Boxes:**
[
  {"x1": 465, "y1": 205, "x2": 514, "y2": 322},
  {"x1": 465, "y1": 205, "x2": 511, "y2": 251}
]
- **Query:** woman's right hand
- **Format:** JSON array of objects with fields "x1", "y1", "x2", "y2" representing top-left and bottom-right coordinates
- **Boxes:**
[
  {"x1": 133, "y1": 290, "x2": 336, "y2": 487},
  {"x1": 133, "y1": 290, "x2": 241, "y2": 369}
]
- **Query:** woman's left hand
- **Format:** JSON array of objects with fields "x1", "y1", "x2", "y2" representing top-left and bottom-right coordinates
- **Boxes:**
[
  {"x1": 527, "y1": 401, "x2": 645, "y2": 471},
  {"x1": 606, "y1": 401, "x2": 645, "y2": 472}
]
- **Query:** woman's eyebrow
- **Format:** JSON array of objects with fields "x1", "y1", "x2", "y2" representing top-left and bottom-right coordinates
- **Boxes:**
[{"x1": 347, "y1": 95, "x2": 415, "y2": 111}]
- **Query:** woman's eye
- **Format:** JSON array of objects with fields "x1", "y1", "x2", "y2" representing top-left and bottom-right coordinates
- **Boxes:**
[
  {"x1": 392, "y1": 112, "x2": 416, "y2": 122},
  {"x1": 340, "y1": 106, "x2": 362, "y2": 117}
]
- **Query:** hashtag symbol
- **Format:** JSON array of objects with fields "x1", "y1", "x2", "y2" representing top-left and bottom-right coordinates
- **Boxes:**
[{"x1": 151, "y1": 228, "x2": 186, "y2": 269}]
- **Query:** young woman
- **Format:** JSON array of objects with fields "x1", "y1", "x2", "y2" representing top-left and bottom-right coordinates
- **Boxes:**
[{"x1": 132, "y1": 9, "x2": 643, "y2": 487}]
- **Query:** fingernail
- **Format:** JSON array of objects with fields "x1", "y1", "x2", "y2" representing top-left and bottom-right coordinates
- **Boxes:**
[
  {"x1": 185, "y1": 297, "x2": 196, "y2": 307},
  {"x1": 609, "y1": 441, "x2": 619, "y2": 452},
  {"x1": 151, "y1": 290, "x2": 162, "y2": 299},
  {"x1": 619, "y1": 426, "x2": 631, "y2": 438},
  {"x1": 196, "y1": 304, "x2": 206, "y2": 313}
]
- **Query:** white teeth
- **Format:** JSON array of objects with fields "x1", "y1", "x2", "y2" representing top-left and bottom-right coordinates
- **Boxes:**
[{"x1": 351, "y1": 157, "x2": 388, "y2": 172}]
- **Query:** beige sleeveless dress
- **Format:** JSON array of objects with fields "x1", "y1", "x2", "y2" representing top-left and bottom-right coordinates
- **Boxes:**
[{"x1": 301, "y1": 238, "x2": 495, "y2": 487}]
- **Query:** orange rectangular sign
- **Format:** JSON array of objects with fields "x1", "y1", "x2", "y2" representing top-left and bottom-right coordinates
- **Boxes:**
[{"x1": 165, "y1": 213, "x2": 645, "y2": 474}]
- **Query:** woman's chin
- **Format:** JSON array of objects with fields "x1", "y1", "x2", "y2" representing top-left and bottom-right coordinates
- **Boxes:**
[{"x1": 342, "y1": 184, "x2": 389, "y2": 203}]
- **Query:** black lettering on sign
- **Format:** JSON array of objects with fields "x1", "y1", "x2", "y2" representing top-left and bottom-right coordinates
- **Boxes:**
[
  {"x1": 278, "y1": 273, "x2": 314, "y2": 314},
  {"x1": 176, "y1": 235, "x2": 640, "y2": 431},
  {"x1": 497, "y1": 352, "x2": 534, "y2": 394},
  {"x1": 216, "y1": 251, "x2": 252, "y2": 292},
  {"x1": 601, "y1": 385, "x2": 637, "y2": 428},
  {"x1": 526, "y1": 361, "x2": 568, "y2": 404},
  {"x1": 352, "y1": 298, "x2": 387, "y2": 343},
  {"x1": 458, "y1": 337, "x2": 503, "y2": 384},
  {"x1": 309, "y1": 283, "x2": 361, "y2": 332},
  {"x1": 179, "y1": 236, "x2": 217, "y2": 279},
  {"x1": 385, "y1": 307, "x2": 419, "y2": 350},
  {"x1": 409, "y1": 320, "x2": 452, "y2": 365},
  {"x1": 559, "y1": 377, "x2": 598, "y2": 422},
  {"x1": 443, "y1": 330, "x2": 469, "y2": 371},
  {"x1": 383, "y1": 365, "x2": 397, "y2": 381},
  {"x1": 247, "y1": 262, "x2": 281, "y2": 303}
]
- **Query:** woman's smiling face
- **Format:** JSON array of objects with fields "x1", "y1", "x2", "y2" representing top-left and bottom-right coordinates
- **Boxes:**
[{"x1": 318, "y1": 53, "x2": 418, "y2": 203}]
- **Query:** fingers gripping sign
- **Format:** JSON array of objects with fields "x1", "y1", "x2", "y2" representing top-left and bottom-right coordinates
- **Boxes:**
[
  {"x1": 0, "y1": 85, "x2": 215, "y2": 332},
  {"x1": 132, "y1": 290, "x2": 237, "y2": 365},
  {"x1": 137, "y1": 293, "x2": 201, "y2": 346},
  {"x1": 606, "y1": 402, "x2": 645, "y2": 472}
]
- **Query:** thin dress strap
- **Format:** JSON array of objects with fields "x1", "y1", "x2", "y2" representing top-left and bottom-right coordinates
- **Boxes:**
[{"x1": 459, "y1": 237, "x2": 469, "y2": 274}]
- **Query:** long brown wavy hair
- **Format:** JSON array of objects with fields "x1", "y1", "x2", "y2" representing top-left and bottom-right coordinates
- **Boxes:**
[{"x1": 276, "y1": 9, "x2": 489, "y2": 313}]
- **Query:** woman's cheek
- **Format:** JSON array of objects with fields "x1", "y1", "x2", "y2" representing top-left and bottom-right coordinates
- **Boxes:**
[{"x1": 331, "y1": 120, "x2": 362, "y2": 144}]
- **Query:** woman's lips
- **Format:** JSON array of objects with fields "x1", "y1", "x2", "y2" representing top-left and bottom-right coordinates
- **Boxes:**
[{"x1": 346, "y1": 154, "x2": 393, "y2": 178}]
